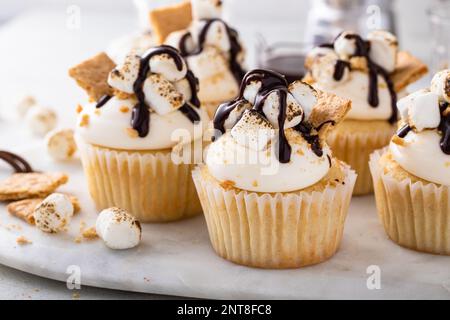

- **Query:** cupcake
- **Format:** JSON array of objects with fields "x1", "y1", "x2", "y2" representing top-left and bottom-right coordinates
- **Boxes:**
[
  {"x1": 192, "y1": 69, "x2": 356, "y2": 268},
  {"x1": 370, "y1": 70, "x2": 450, "y2": 255},
  {"x1": 149, "y1": 0, "x2": 246, "y2": 117},
  {"x1": 69, "y1": 46, "x2": 209, "y2": 222},
  {"x1": 304, "y1": 30, "x2": 428, "y2": 195}
]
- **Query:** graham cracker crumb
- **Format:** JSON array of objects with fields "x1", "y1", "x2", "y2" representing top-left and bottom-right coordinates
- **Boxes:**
[
  {"x1": 82, "y1": 227, "x2": 98, "y2": 240},
  {"x1": 114, "y1": 90, "x2": 135, "y2": 100},
  {"x1": 120, "y1": 106, "x2": 130, "y2": 113},
  {"x1": 76, "y1": 104, "x2": 83, "y2": 114},
  {"x1": 391, "y1": 135, "x2": 408, "y2": 146},
  {"x1": 220, "y1": 180, "x2": 236, "y2": 190},
  {"x1": 79, "y1": 114, "x2": 89, "y2": 127},
  {"x1": 126, "y1": 128, "x2": 139, "y2": 138},
  {"x1": 94, "y1": 109, "x2": 101, "y2": 116},
  {"x1": 16, "y1": 236, "x2": 32, "y2": 245},
  {"x1": 252, "y1": 180, "x2": 258, "y2": 187}
]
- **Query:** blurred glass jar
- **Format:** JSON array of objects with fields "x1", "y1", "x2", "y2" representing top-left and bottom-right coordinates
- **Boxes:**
[
  {"x1": 428, "y1": 1, "x2": 450, "y2": 72},
  {"x1": 304, "y1": 0, "x2": 396, "y2": 45}
]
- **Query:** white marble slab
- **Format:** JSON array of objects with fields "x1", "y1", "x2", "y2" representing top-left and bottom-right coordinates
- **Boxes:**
[{"x1": 0, "y1": 140, "x2": 450, "y2": 300}]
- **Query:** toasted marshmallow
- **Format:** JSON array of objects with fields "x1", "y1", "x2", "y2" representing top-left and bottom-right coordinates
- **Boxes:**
[
  {"x1": 96, "y1": 207, "x2": 141, "y2": 250},
  {"x1": 201, "y1": 20, "x2": 231, "y2": 53},
  {"x1": 311, "y1": 52, "x2": 349, "y2": 88},
  {"x1": 143, "y1": 74, "x2": 184, "y2": 115},
  {"x1": 15, "y1": 95, "x2": 37, "y2": 117},
  {"x1": 186, "y1": 46, "x2": 228, "y2": 79},
  {"x1": 223, "y1": 101, "x2": 252, "y2": 130},
  {"x1": 243, "y1": 81, "x2": 262, "y2": 105},
  {"x1": 149, "y1": 53, "x2": 187, "y2": 82},
  {"x1": 108, "y1": 54, "x2": 141, "y2": 94},
  {"x1": 288, "y1": 81, "x2": 318, "y2": 120},
  {"x1": 261, "y1": 92, "x2": 303, "y2": 129},
  {"x1": 45, "y1": 129, "x2": 77, "y2": 161},
  {"x1": 34, "y1": 193, "x2": 74, "y2": 233},
  {"x1": 334, "y1": 31, "x2": 358, "y2": 59},
  {"x1": 25, "y1": 106, "x2": 57, "y2": 136},
  {"x1": 191, "y1": 0, "x2": 223, "y2": 20},
  {"x1": 165, "y1": 31, "x2": 196, "y2": 55},
  {"x1": 397, "y1": 89, "x2": 441, "y2": 131},
  {"x1": 175, "y1": 78, "x2": 193, "y2": 102},
  {"x1": 230, "y1": 110, "x2": 275, "y2": 151},
  {"x1": 367, "y1": 30, "x2": 398, "y2": 73},
  {"x1": 430, "y1": 69, "x2": 450, "y2": 103},
  {"x1": 305, "y1": 47, "x2": 337, "y2": 70}
]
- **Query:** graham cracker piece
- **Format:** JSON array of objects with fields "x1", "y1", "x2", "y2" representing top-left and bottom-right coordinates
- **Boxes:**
[
  {"x1": 0, "y1": 173, "x2": 68, "y2": 201},
  {"x1": 392, "y1": 51, "x2": 428, "y2": 92},
  {"x1": 7, "y1": 195, "x2": 80, "y2": 225},
  {"x1": 309, "y1": 91, "x2": 352, "y2": 137},
  {"x1": 68, "y1": 52, "x2": 116, "y2": 101},
  {"x1": 149, "y1": 1, "x2": 193, "y2": 44}
]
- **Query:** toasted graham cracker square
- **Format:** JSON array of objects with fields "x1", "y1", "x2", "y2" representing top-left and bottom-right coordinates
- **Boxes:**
[
  {"x1": 0, "y1": 173, "x2": 68, "y2": 201},
  {"x1": 149, "y1": 1, "x2": 193, "y2": 44},
  {"x1": 68, "y1": 52, "x2": 116, "y2": 101},
  {"x1": 309, "y1": 91, "x2": 352, "y2": 137},
  {"x1": 392, "y1": 51, "x2": 428, "y2": 92},
  {"x1": 7, "y1": 195, "x2": 80, "y2": 225}
]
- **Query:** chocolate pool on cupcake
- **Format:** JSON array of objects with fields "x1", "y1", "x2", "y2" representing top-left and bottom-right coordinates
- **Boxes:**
[
  {"x1": 149, "y1": 0, "x2": 246, "y2": 118},
  {"x1": 304, "y1": 30, "x2": 428, "y2": 195},
  {"x1": 370, "y1": 70, "x2": 450, "y2": 255},
  {"x1": 192, "y1": 69, "x2": 356, "y2": 269},
  {"x1": 69, "y1": 46, "x2": 209, "y2": 222}
]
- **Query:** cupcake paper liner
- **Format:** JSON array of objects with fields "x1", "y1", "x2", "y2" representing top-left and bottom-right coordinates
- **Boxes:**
[
  {"x1": 192, "y1": 164, "x2": 357, "y2": 269},
  {"x1": 369, "y1": 148, "x2": 450, "y2": 255},
  {"x1": 327, "y1": 123, "x2": 395, "y2": 196},
  {"x1": 77, "y1": 138, "x2": 202, "y2": 223}
]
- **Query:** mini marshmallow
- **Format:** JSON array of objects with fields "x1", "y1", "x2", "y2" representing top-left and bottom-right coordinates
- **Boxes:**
[
  {"x1": 367, "y1": 30, "x2": 398, "y2": 72},
  {"x1": 34, "y1": 193, "x2": 74, "y2": 233},
  {"x1": 175, "y1": 78, "x2": 193, "y2": 102},
  {"x1": 305, "y1": 47, "x2": 337, "y2": 70},
  {"x1": 223, "y1": 101, "x2": 252, "y2": 130},
  {"x1": 45, "y1": 129, "x2": 77, "y2": 161},
  {"x1": 108, "y1": 54, "x2": 141, "y2": 94},
  {"x1": 311, "y1": 52, "x2": 349, "y2": 88},
  {"x1": 96, "y1": 207, "x2": 141, "y2": 250},
  {"x1": 397, "y1": 89, "x2": 441, "y2": 131},
  {"x1": 430, "y1": 69, "x2": 450, "y2": 103},
  {"x1": 191, "y1": 0, "x2": 223, "y2": 20},
  {"x1": 165, "y1": 31, "x2": 196, "y2": 55},
  {"x1": 334, "y1": 31, "x2": 358, "y2": 60},
  {"x1": 262, "y1": 92, "x2": 303, "y2": 129},
  {"x1": 186, "y1": 46, "x2": 229, "y2": 80},
  {"x1": 243, "y1": 81, "x2": 262, "y2": 105},
  {"x1": 143, "y1": 74, "x2": 185, "y2": 115},
  {"x1": 203, "y1": 20, "x2": 231, "y2": 53},
  {"x1": 15, "y1": 95, "x2": 37, "y2": 117},
  {"x1": 149, "y1": 53, "x2": 187, "y2": 82},
  {"x1": 231, "y1": 109, "x2": 275, "y2": 151},
  {"x1": 25, "y1": 106, "x2": 57, "y2": 136},
  {"x1": 289, "y1": 81, "x2": 318, "y2": 120}
]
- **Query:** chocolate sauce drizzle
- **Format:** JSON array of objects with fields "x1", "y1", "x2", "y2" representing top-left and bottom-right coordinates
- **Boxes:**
[
  {"x1": 178, "y1": 19, "x2": 245, "y2": 84},
  {"x1": 0, "y1": 151, "x2": 33, "y2": 173},
  {"x1": 321, "y1": 33, "x2": 398, "y2": 123},
  {"x1": 213, "y1": 69, "x2": 325, "y2": 163},
  {"x1": 96, "y1": 45, "x2": 200, "y2": 138}
]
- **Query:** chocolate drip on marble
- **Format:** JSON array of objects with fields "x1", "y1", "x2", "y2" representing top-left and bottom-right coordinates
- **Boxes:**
[
  {"x1": 0, "y1": 151, "x2": 33, "y2": 173},
  {"x1": 178, "y1": 19, "x2": 245, "y2": 84},
  {"x1": 214, "y1": 69, "x2": 325, "y2": 163}
]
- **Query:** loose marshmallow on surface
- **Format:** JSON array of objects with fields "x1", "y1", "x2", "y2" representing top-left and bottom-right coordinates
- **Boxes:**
[
  {"x1": 15, "y1": 95, "x2": 37, "y2": 117},
  {"x1": 367, "y1": 30, "x2": 398, "y2": 73},
  {"x1": 334, "y1": 31, "x2": 358, "y2": 59},
  {"x1": 143, "y1": 74, "x2": 185, "y2": 115},
  {"x1": 149, "y1": 53, "x2": 187, "y2": 82},
  {"x1": 96, "y1": 207, "x2": 141, "y2": 250},
  {"x1": 262, "y1": 92, "x2": 303, "y2": 129},
  {"x1": 397, "y1": 89, "x2": 441, "y2": 131},
  {"x1": 108, "y1": 54, "x2": 141, "y2": 94},
  {"x1": 288, "y1": 81, "x2": 318, "y2": 120},
  {"x1": 45, "y1": 129, "x2": 77, "y2": 161},
  {"x1": 34, "y1": 193, "x2": 74, "y2": 233},
  {"x1": 430, "y1": 69, "x2": 450, "y2": 103},
  {"x1": 191, "y1": 0, "x2": 223, "y2": 20},
  {"x1": 25, "y1": 106, "x2": 57, "y2": 136},
  {"x1": 231, "y1": 109, "x2": 275, "y2": 151}
]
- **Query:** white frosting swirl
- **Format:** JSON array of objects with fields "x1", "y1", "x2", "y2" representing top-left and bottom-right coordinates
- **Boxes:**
[{"x1": 206, "y1": 131, "x2": 332, "y2": 193}]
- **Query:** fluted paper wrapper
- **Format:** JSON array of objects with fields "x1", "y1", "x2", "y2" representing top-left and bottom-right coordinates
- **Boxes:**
[
  {"x1": 77, "y1": 139, "x2": 202, "y2": 223},
  {"x1": 192, "y1": 165, "x2": 357, "y2": 269},
  {"x1": 369, "y1": 148, "x2": 450, "y2": 255},
  {"x1": 328, "y1": 125, "x2": 395, "y2": 196}
]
